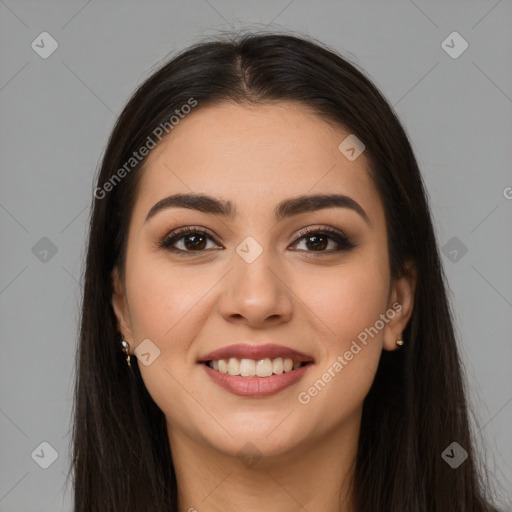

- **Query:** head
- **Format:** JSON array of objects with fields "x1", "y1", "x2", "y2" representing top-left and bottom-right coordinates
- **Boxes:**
[{"x1": 70, "y1": 31, "x2": 500, "y2": 512}]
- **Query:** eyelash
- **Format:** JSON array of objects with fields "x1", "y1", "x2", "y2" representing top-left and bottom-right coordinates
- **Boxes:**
[{"x1": 158, "y1": 225, "x2": 357, "y2": 257}]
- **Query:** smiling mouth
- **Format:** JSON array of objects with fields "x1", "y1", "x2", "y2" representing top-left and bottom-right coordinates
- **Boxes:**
[{"x1": 203, "y1": 357, "x2": 312, "y2": 378}]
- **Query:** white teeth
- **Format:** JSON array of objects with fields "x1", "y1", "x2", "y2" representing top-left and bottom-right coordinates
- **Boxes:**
[
  {"x1": 255, "y1": 358, "x2": 273, "y2": 377},
  {"x1": 218, "y1": 359, "x2": 228, "y2": 373},
  {"x1": 208, "y1": 357, "x2": 307, "y2": 377},
  {"x1": 240, "y1": 358, "x2": 256, "y2": 377},
  {"x1": 272, "y1": 357, "x2": 284, "y2": 375},
  {"x1": 227, "y1": 357, "x2": 239, "y2": 376}
]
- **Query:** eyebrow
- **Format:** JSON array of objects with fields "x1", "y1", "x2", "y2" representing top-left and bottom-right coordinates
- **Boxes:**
[{"x1": 145, "y1": 192, "x2": 371, "y2": 226}]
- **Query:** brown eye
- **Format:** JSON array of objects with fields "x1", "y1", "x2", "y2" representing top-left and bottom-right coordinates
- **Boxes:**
[
  {"x1": 301, "y1": 233, "x2": 329, "y2": 251},
  {"x1": 159, "y1": 227, "x2": 221, "y2": 254},
  {"x1": 181, "y1": 233, "x2": 207, "y2": 250},
  {"x1": 291, "y1": 227, "x2": 356, "y2": 254},
  {"x1": 158, "y1": 225, "x2": 357, "y2": 256}
]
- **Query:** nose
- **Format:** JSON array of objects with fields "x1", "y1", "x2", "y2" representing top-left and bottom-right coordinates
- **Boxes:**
[{"x1": 217, "y1": 247, "x2": 293, "y2": 328}]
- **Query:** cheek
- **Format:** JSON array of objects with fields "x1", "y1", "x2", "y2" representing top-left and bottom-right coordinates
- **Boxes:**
[
  {"x1": 125, "y1": 254, "x2": 219, "y2": 350},
  {"x1": 294, "y1": 263, "x2": 388, "y2": 416},
  {"x1": 124, "y1": 258, "x2": 214, "y2": 417},
  {"x1": 299, "y1": 257, "x2": 390, "y2": 343},
  {"x1": 294, "y1": 251, "x2": 389, "y2": 393}
]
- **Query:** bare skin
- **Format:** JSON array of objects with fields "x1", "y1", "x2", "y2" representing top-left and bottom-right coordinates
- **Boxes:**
[{"x1": 111, "y1": 101, "x2": 416, "y2": 512}]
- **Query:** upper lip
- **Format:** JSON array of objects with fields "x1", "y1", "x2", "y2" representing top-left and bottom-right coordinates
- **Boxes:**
[{"x1": 198, "y1": 343, "x2": 315, "y2": 363}]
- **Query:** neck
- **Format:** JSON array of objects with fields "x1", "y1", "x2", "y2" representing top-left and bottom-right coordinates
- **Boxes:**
[{"x1": 168, "y1": 413, "x2": 360, "y2": 512}]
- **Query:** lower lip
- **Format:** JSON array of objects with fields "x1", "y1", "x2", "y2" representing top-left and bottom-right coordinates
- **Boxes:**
[{"x1": 201, "y1": 363, "x2": 313, "y2": 398}]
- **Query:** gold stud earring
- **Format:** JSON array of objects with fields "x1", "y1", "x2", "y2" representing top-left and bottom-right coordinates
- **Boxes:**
[
  {"x1": 396, "y1": 339, "x2": 404, "y2": 346},
  {"x1": 120, "y1": 339, "x2": 131, "y2": 367}
]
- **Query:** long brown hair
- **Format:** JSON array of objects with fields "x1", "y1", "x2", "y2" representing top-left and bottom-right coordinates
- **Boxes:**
[{"x1": 67, "y1": 30, "x2": 505, "y2": 511}]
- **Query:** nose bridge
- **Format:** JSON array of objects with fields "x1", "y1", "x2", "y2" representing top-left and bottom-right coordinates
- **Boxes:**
[
  {"x1": 233, "y1": 233, "x2": 281, "y2": 298},
  {"x1": 218, "y1": 233, "x2": 293, "y2": 323}
]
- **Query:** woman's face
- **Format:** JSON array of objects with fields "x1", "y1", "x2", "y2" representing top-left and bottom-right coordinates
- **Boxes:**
[{"x1": 112, "y1": 101, "x2": 415, "y2": 461}]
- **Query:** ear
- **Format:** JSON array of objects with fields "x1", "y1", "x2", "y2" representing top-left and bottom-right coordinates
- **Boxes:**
[
  {"x1": 111, "y1": 266, "x2": 134, "y2": 349},
  {"x1": 383, "y1": 260, "x2": 417, "y2": 351}
]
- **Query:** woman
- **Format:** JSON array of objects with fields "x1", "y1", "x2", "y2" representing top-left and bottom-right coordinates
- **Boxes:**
[{"x1": 68, "y1": 31, "x2": 505, "y2": 511}]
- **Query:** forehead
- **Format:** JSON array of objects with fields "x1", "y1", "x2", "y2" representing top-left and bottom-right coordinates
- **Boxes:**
[{"x1": 134, "y1": 101, "x2": 384, "y2": 224}]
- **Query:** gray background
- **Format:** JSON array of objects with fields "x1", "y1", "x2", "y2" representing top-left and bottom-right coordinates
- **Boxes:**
[{"x1": 1, "y1": 1, "x2": 511, "y2": 510}]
